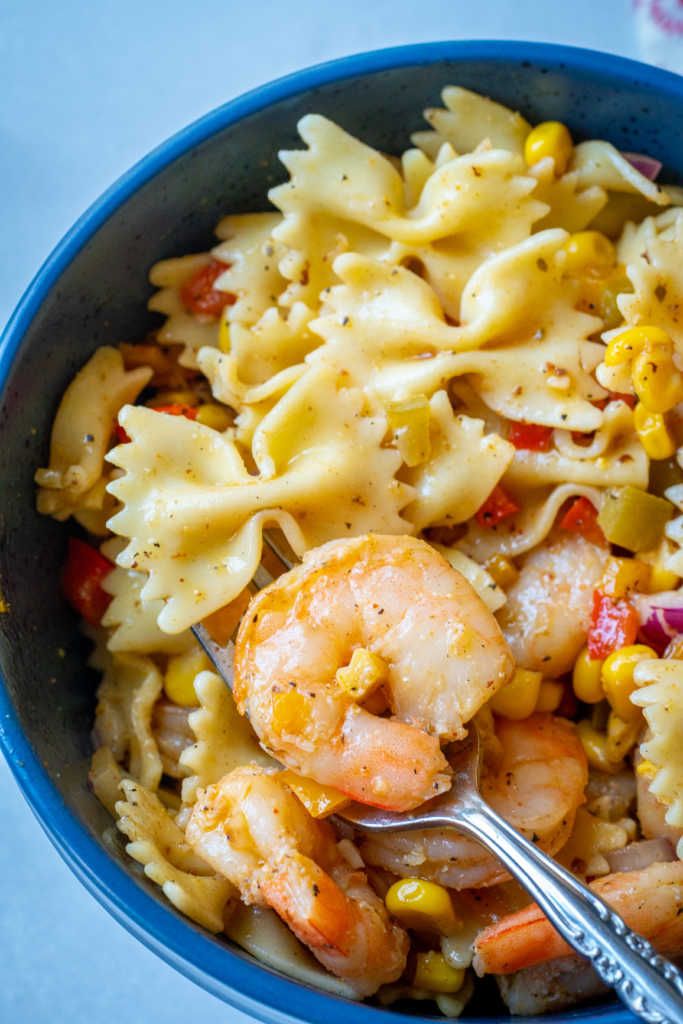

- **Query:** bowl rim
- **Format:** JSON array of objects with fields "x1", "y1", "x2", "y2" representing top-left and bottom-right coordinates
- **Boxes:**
[{"x1": 2, "y1": 39, "x2": 683, "y2": 1024}]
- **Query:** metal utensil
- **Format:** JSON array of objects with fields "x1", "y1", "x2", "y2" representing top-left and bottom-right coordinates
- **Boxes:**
[
  {"x1": 343, "y1": 730, "x2": 683, "y2": 1023},
  {"x1": 191, "y1": 540, "x2": 683, "y2": 1023}
]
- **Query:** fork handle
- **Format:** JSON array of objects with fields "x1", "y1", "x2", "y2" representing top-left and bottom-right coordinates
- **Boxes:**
[{"x1": 457, "y1": 794, "x2": 683, "y2": 1024}]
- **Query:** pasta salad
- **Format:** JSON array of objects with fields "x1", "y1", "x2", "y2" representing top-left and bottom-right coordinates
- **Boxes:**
[{"x1": 35, "y1": 86, "x2": 683, "y2": 1017}]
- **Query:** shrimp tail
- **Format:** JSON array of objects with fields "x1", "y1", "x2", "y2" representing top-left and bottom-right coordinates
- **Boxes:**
[
  {"x1": 261, "y1": 853, "x2": 355, "y2": 955},
  {"x1": 473, "y1": 903, "x2": 569, "y2": 976},
  {"x1": 474, "y1": 862, "x2": 683, "y2": 976}
]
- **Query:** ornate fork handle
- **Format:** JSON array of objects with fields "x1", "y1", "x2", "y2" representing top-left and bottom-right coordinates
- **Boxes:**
[{"x1": 456, "y1": 794, "x2": 683, "y2": 1024}]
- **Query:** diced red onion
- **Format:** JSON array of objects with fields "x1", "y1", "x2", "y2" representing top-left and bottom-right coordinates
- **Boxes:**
[
  {"x1": 634, "y1": 591, "x2": 683, "y2": 653},
  {"x1": 622, "y1": 151, "x2": 662, "y2": 181},
  {"x1": 606, "y1": 838, "x2": 675, "y2": 874}
]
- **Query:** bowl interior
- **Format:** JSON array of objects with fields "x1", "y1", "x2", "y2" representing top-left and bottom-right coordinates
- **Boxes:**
[{"x1": 2, "y1": 43, "x2": 681, "y2": 1024}]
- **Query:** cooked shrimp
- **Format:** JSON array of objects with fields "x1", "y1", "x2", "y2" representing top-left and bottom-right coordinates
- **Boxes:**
[
  {"x1": 185, "y1": 765, "x2": 408, "y2": 996},
  {"x1": 473, "y1": 860, "x2": 683, "y2": 975},
  {"x1": 497, "y1": 532, "x2": 607, "y2": 677},
  {"x1": 234, "y1": 534, "x2": 513, "y2": 811},
  {"x1": 360, "y1": 714, "x2": 588, "y2": 889}
]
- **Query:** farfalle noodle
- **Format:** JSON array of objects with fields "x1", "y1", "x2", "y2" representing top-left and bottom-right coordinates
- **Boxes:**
[
  {"x1": 116, "y1": 779, "x2": 234, "y2": 932},
  {"x1": 35, "y1": 347, "x2": 151, "y2": 520}
]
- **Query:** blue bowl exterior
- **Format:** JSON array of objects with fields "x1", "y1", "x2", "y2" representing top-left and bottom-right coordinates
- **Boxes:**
[{"x1": 3, "y1": 41, "x2": 683, "y2": 1024}]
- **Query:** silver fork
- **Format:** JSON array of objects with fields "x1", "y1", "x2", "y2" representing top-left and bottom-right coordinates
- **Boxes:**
[{"x1": 191, "y1": 539, "x2": 683, "y2": 1024}]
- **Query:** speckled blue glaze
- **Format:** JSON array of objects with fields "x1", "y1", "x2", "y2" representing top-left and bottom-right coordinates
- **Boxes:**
[{"x1": 2, "y1": 41, "x2": 683, "y2": 1024}]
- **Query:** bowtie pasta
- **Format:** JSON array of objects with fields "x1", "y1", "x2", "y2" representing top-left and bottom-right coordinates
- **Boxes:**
[{"x1": 36, "y1": 86, "x2": 683, "y2": 1017}]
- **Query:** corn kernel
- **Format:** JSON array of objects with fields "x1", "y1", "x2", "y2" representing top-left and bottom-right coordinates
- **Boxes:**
[
  {"x1": 219, "y1": 314, "x2": 231, "y2": 353},
  {"x1": 196, "y1": 402, "x2": 233, "y2": 432},
  {"x1": 490, "y1": 668, "x2": 542, "y2": 720},
  {"x1": 202, "y1": 588, "x2": 251, "y2": 645},
  {"x1": 336, "y1": 648, "x2": 388, "y2": 700},
  {"x1": 485, "y1": 554, "x2": 519, "y2": 589},
  {"x1": 648, "y1": 561, "x2": 680, "y2": 593},
  {"x1": 387, "y1": 396, "x2": 431, "y2": 467},
  {"x1": 164, "y1": 647, "x2": 212, "y2": 706},
  {"x1": 606, "y1": 711, "x2": 641, "y2": 761},
  {"x1": 413, "y1": 951, "x2": 465, "y2": 995},
  {"x1": 271, "y1": 689, "x2": 314, "y2": 735},
  {"x1": 385, "y1": 878, "x2": 460, "y2": 935},
  {"x1": 536, "y1": 680, "x2": 564, "y2": 713},
  {"x1": 636, "y1": 758, "x2": 657, "y2": 779},
  {"x1": 572, "y1": 647, "x2": 604, "y2": 704},
  {"x1": 604, "y1": 325, "x2": 671, "y2": 367},
  {"x1": 601, "y1": 644, "x2": 656, "y2": 722},
  {"x1": 563, "y1": 232, "x2": 615, "y2": 276},
  {"x1": 279, "y1": 770, "x2": 350, "y2": 819},
  {"x1": 524, "y1": 121, "x2": 573, "y2": 176},
  {"x1": 633, "y1": 404, "x2": 676, "y2": 460},
  {"x1": 600, "y1": 556, "x2": 651, "y2": 599},
  {"x1": 633, "y1": 346, "x2": 683, "y2": 414},
  {"x1": 576, "y1": 720, "x2": 623, "y2": 774}
]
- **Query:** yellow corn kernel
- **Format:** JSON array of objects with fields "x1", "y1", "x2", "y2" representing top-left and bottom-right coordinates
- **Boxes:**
[
  {"x1": 201, "y1": 588, "x2": 251, "y2": 646},
  {"x1": 633, "y1": 404, "x2": 676, "y2": 460},
  {"x1": 385, "y1": 878, "x2": 460, "y2": 935},
  {"x1": 387, "y1": 396, "x2": 431, "y2": 467},
  {"x1": 648, "y1": 561, "x2": 680, "y2": 593},
  {"x1": 572, "y1": 647, "x2": 604, "y2": 704},
  {"x1": 336, "y1": 648, "x2": 388, "y2": 700},
  {"x1": 576, "y1": 720, "x2": 623, "y2": 774},
  {"x1": 485, "y1": 554, "x2": 519, "y2": 589},
  {"x1": 600, "y1": 556, "x2": 651, "y2": 600},
  {"x1": 196, "y1": 402, "x2": 233, "y2": 431},
  {"x1": 271, "y1": 689, "x2": 313, "y2": 735},
  {"x1": 279, "y1": 770, "x2": 350, "y2": 819},
  {"x1": 606, "y1": 711, "x2": 641, "y2": 762},
  {"x1": 149, "y1": 388, "x2": 198, "y2": 407},
  {"x1": 218, "y1": 314, "x2": 231, "y2": 352},
  {"x1": 524, "y1": 121, "x2": 573, "y2": 176},
  {"x1": 563, "y1": 231, "x2": 615, "y2": 276},
  {"x1": 632, "y1": 346, "x2": 683, "y2": 414},
  {"x1": 601, "y1": 644, "x2": 656, "y2": 722},
  {"x1": 164, "y1": 647, "x2": 212, "y2": 706},
  {"x1": 536, "y1": 680, "x2": 564, "y2": 713},
  {"x1": 636, "y1": 758, "x2": 657, "y2": 779},
  {"x1": 413, "y1": 951, "x2": 465, "y2": 995},
  {"x1": 490, "y1": 668, "x2": 542, "y2": 720},
  {"x1": 603, "y1": 325, "x2": 671, "y2": 367}
]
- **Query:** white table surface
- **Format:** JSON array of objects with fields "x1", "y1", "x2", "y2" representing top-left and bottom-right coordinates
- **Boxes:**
[{"x1": 0, "y1": 1, "x2": 659, "y2": 1020}]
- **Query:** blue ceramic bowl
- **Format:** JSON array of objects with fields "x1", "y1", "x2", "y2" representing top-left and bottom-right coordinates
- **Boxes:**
[{"x1": 2, "y1": 40, "x2": 683, "y2": 1024}]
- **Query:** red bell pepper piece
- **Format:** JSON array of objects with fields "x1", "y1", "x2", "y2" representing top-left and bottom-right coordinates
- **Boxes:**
[
  {"x1": 475, "y1": 485, "x2": 520, "y2": 528},
  {"x1": 508, "y1": 421, "x2": 553, "y2": 452},
  {"x1": 558, "y1": 496, "x2": 605, "y2": 545},
  {"x1": 114, "y1": 422, "x2": 131, "y2": 444},
  {"x1": 593, "y1": 392, "x2": 636, "y2": 411},
  {"x1": 62, "y1": 538, "x2": 113, "y2": 626},
  {"x1": 587, "y1": 590, "x2": 639, "y2": 660},
  {"x1": 179, "y1": 258, "x2": 234, "y2": 319},
  {"x1": 150, "y1": 403, "x2": 198, "y2": 420}
]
